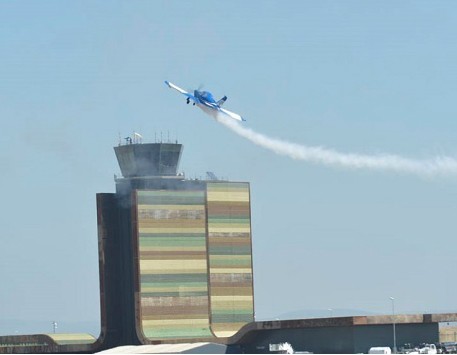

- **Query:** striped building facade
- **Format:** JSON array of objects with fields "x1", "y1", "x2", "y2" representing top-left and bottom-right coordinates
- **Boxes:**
[
  {"x1": 207, "y1": 183, "x2": 254, "y2": 338},
  {"x1": 134, "y1": 182, "x2": 254, "y2": 342}
]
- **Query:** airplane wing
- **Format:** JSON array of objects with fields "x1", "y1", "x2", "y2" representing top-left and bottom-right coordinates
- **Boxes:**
[
  {"x1": 164, "y1": 81, "x2": 197, "y2": 101},
  {"x1": 219, "y1": 107, "x2": 246, "y2": 122}
]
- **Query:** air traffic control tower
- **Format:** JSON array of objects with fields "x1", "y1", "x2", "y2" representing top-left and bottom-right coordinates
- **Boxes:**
[
  {"x1": 96, "y1": 140, "x2": 254, "y2": 349},
  {"x1": 2, "y1": 139, "x2": 456, "y2": 354}
]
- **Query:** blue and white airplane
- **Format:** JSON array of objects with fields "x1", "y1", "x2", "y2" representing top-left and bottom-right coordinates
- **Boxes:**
[{"x1": 164, "y1": 81, "x2": 245, "y2": 122}]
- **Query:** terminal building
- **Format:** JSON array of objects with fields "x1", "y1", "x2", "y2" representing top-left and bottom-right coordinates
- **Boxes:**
[
  {"x1": 97, "y1": 141, "x2": 254, "y2": 347},
  {"x1": 1, "y1": 140, "x2": 456, "y2": 354}
]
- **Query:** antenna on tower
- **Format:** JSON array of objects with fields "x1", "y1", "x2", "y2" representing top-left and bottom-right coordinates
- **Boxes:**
[
  {"x1": 206, "y1": 171, "x2": 219, "y2": 180},
  {"x1": 133, "y1": 132, "x2": 143, "y2": 144}
]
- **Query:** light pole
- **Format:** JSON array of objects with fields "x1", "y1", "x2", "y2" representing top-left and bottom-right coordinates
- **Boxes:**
[
  {"x1": 52, "y1": 321, "x2": 57, "y2": 334},
  {"x1": 328, "y1": 308, "x2": 333, "y2": 318},
  {"x1": 390, "y1": 297, "x2": 397, "y2": 353}
]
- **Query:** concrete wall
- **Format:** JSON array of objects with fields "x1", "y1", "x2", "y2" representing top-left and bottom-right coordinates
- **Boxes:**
[{"x1": 96, "y1": 193, "x2": 140, "y2": 349}]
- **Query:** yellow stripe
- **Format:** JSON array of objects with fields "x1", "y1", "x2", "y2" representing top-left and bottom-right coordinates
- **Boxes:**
[
  {"x1": 139, "y1": 246, "x2": 206, "y2": 252},
  {"x1": 208, "y1": 223, "x2": 249, "y2": 228},
  {"x1": 211, "y1": 300, "x2": 253, "y2": 308},
  {"x1": 207, "y1": 192, "x2": 249, "y2": 202},
  {"x1": 143, "y1": 318, "x2": 209, "y2": 326},
  {"x1": 212, "y1": 323, "x2": 248, "y2": 331},
  {"x1": 211, "y1": 330, "x2": 239, "y2": 337},
  {"x1": 140, "y1": 259, "x2": 207, "y2": 272},
  {"x1": 140, "y1": 270, "x2": 207, "y2": 276},
  {"x1": 208, "y1": 227, "x2": 251, "y2": 233},
  {"x1": 47, "y1": 333, "x2": 96, "y2": 342},
  {"x1": 209, "y1": 255, "x2": 251, "y2": 261},
  {"x1": 211, "y1": 295, "x2": 253, "y2": 301},
  {"x1": 207, "y1": 186, "x2": 248, "y2": 193},
  {"x1": 138, "y1": 205, "x2": 205, "y2": 211}
]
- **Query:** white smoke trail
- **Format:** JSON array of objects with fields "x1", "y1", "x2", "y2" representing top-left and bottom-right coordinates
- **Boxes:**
[{"x1": 215, "y1": 114, "x2": 457, "y2": 177}]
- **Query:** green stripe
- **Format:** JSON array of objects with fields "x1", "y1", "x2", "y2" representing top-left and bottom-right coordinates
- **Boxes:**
[
  {"x1": 141, "y1": 281, "x2": 207, "y2": 288},
  {"x1": 143, "y1": 327, "x2": 213, "y2": 339},
  {"x1": 140, "y1": 237, "x2": 206, "y2": 247},
  {"x1": 211, "y1": 314, "x2": 254, "y2": 323},
  {"x1": 51, "y1": 339, "x2": 96, "y2": 345},
  {"x1": 207, "y1": 182, "x2": 249, "y2": 190},
  {"x1": 140, "y1": 233, "x2": 206, "y2": 238},
  {"x1": 137, "y1": 191, "x2": 205, "y2": 205},
  {"x1": 209, "y1": 246, "x2": 252, "y2": 255},
  {"x1": 142, "y1": 291, "x2": 208, "y2": 297},
  {"x1": 209, "y1": 258, "x2": 251, "y2": 267}
]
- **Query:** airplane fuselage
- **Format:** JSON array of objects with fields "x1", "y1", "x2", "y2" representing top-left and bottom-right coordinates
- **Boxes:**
[
  {"x1": 165, "y1": 81, "x2": 245, "y2": 121},
  {"x1": 194, "y1": 90, "x2": 218, "y2": 107},
  {"x1": 192, "y1": 91, "x2": 220, "y2": 119}
]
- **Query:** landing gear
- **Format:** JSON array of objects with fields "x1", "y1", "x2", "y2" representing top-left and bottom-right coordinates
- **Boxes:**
[
  {"x1": 186, "y1": 98, "x2": 190, "y2": 104},
  {"x1": 193, "y1": 103, "x2": 196, "y2": 106}
]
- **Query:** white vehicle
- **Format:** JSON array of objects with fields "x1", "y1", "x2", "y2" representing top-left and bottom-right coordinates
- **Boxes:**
[
  {"x1": 419, "y1": 344, "x2": 437, "y2": 354},
  {"x1": 269, "y1": 342, "x2": 294, "y2": 354},
  {"x1": 368, "y1": 347, "x2": 392, "y2": 354}
]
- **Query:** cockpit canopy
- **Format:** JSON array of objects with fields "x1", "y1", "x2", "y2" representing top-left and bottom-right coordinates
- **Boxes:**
[{"x1": 199, "y1": 91, "x2": 216, "y2": 103}]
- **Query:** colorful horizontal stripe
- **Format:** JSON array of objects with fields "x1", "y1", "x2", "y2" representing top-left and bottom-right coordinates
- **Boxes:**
[
  {"x1": 138, "y1": 192, "x2": 204, "y2": 205},
  {"x1": 136, "y1": 190, "x2": 212, "y2": 340},
  {"x1": 206, "y1": 182, "x2": 254, "y2": 337},
  {"x1": 135, "y1": 184, "x2": 254, "y2": 341},
  {"x1": 46, "y1": 333, "x2": 96, "y2": 345}
]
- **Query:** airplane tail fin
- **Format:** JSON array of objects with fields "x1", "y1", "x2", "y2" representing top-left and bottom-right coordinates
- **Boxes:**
[{"x1": 216, "y1": 96, "x2": 227, "y2": 107}]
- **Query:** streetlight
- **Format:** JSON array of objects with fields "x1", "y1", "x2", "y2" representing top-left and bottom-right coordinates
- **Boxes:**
[
  {"x1": 52, "y1": 321, "x2": 57, "y2": 334},
  {"x1": 328, "y1": 308, "x2": 333, "y2": 318},
  {"x1": 390, "y1": 297, "x2": 397, "y2": 354}
]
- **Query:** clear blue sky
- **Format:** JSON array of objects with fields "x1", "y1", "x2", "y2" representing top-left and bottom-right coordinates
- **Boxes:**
[{"x1": 1, "y1": 1, "x2": 457, "y2": 336}]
